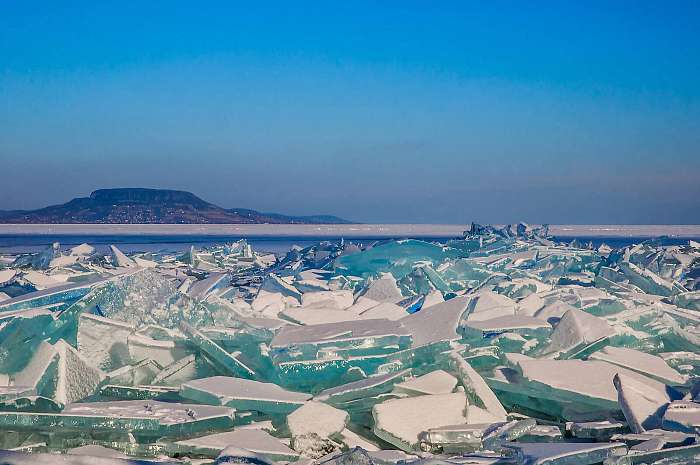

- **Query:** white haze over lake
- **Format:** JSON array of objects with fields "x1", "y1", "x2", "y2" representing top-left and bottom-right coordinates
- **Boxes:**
[{"x1": 0, "y1": 224, "x2": 699, "y2": 238}]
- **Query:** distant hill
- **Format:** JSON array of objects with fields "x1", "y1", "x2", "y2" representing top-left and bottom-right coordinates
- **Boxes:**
[{"x1": 0, "y1": 188, "x2": 351, "y2": 224}]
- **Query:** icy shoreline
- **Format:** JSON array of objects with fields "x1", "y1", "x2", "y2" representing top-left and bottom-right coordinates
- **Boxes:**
[
  {"x1": 1, "y1": 223, "x2": 699, "y2": 238},
  {"x1": 1, "y1": 223, "x2": 700, "y2": 463}
]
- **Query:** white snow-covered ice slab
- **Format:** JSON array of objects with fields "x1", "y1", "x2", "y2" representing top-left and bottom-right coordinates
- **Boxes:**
[
  {"x1": 287, "y1": 401, "x2": 349, "y2": 439},
  {"x1": 372, "y1": 392, "x2": 468, "y2": 451},
  {"x1": 181, "y1": 376, "x2": 311, "y2": 414},
  {"x1": 394, "y1": 370, "x2": 458, "y2": 396},
  {"x1": 400, "y1": 296, "x2": 471, "y2": 347},
  {"x1": 176, "y1": 428, "x2": 299, "y2": 461},
  {"x1": 590, "y1": 346, "x2": 686, "y2": 385}
]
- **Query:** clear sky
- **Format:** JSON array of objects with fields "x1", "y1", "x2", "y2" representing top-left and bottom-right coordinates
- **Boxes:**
[{"x1": 1, "y1": 1, "x2": 698, "y2": 224}]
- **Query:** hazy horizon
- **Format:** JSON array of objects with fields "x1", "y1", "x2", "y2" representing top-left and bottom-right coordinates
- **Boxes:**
[
  {"x1": 1, "y1": 187, "x2": 700, "y2": 226},
  {"x1": 2, "y1": 2, "x2": 699, "y2": 224}
]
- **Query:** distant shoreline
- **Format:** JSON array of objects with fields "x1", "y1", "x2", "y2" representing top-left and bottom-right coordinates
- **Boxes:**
[{"x1": 0, "y1": 224, "x2": 699, "y2": 238}]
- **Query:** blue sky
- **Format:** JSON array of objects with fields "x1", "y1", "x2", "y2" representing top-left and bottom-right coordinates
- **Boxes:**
[{"x1": 1, "y1": 1, "x2": 698, "y2": 223}]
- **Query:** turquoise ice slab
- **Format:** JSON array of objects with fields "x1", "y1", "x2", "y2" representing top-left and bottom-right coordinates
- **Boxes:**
[
  {"x1": 11, "y1": 244, "x2": 56, "y2": 270},
  {"x1": 274, "y1": 341, "x2": 451, "y2": 391},
  {"x1": 0, "y1": 395, "x2": 63, "y2": 413},
  {"x1": 450, "y1": 352, "x2": 507, "y2": 421},
  {"x1": 85, "y1": 268, "x2": 220, "y2": 330},
  {"x1": 0, "y1": 280, "x2": 100, "y2": 313},
  {"x1": 270, "y1": 318, "x2": 412, "y2": 363},
  {"x1": 8, "y1": 340, "x2": 59, "y2": 401},
  {"x1": 372, "y1": 391, "x2": 469, "y2": 452},
  {"x1": 271, "y1": 318, "x2": 412, "y2": 349},
  {"x1": 487, "y1": 359, "x2": 673, "y2": 422},
  {"x1": 186, "y1": 272, "x2": 229, "y2": 299},
  {"x1": 200, "y1": 325, "x2": 273, "y2": 347},
  {"x1": 180, "y1": 322, "x2": 256, "y2": 379},
  {"x1": 180, "y1": 376, "x2": 310, "y2": 414},
  {"x1": 334, "y1": 239, "x2": 462, "y2": 278},
  {"x1": 314, "y1": 369, "x2": 411, "y2": 405},
  {"x1": 0, "y1": 312, "x2": 54, "y2": 373},
  {"x1": 421, "y1": 264, "x2": 453, "y2": 293},
  {"x1": 76, "y1": 312, "x2": 135, "y2": 372},
  {"x1": 673, "y1": 291, "x2": 700, "y2": 312},
  {"x1": 437, "y1": 259, "x2": 493, "y2": 289},
  {"x1": 618, "y1": 262, "x2": 679, "y2": 297},
  {"x1": 0, "y1": 400, "x2": 235, "y2": 438},
  {"x1": 150, "y1": 355, "x2": 196, "y2": 385},
  {"x1": 398, "y1": 267, "x2": 448, "y2": 296},
  {"x1": 199, "y1": 326, "x2": 276, "y2": 379},
  {"x1": 537, "y1": 308, "x2": 614, "y2": 359},
  {"x1": 46, "y1": 284, "x2": 115, "y2": 345}
]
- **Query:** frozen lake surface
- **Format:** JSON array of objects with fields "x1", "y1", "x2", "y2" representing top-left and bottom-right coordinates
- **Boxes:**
[
  {"x1": 1, "y1": 223, "x2": 699, "y2": 237},
  {"x1": 1, "y1": 222, "x2": 700, "y2": 463}
]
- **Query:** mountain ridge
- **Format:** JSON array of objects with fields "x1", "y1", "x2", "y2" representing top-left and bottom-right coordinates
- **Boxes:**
[{"x1": 0, "y1": 188, "x2": 351, "y2": 224}]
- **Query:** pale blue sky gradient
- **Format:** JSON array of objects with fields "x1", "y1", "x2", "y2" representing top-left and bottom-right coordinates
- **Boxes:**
[{"x1": 1, "y1": 1, "x2": 699, "y2": 223}]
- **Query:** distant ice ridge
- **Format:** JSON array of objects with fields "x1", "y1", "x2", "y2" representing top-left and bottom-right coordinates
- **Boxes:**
[
  {"x1": 0, "y1": 224, "x2": 699, "y2": 464},
  {"x1": 0, "y1": 223, "x2": 699, "y2": 237}
]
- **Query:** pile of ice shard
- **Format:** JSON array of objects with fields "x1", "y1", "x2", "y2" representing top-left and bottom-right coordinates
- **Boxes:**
[{"x1": 0, "y1": 228, "x2": 700, "y2": 464}]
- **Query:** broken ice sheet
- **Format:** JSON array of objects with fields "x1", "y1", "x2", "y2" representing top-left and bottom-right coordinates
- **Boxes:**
[
  {"x1": 450, "y1": 352, "x2": 507, "y2": 422},
  {"x1": 662, "y1": 401, "x2": 700, "y2": 434},
  {"x1": 0, "y1": 226, "x2": 699, "y2": 463},
  {"x1": 334, "y1": 239, "x2": 461, "y2": 279},
  {"x1": 614, "y1": 372, "x2": 677, "y2": 433},
  {"x1": 418, "y1": 423, "x2": 490, "y2": 454},
  {"x1": 76, "y1": 312, "x2": 134, "y2": 371},
  {"x1": 460, "y1": 314, "x2": 551, "y2": 340},
  {"x1": 393, "y1": 370, "x2": 458, "y2": 396},
  {"x1": 569, "y1": 420, "x2": 628, "y2": 441},
  {"x1": 181, "y1": 376, "x2": 311, "y2": 414},
  {"x1": 314, "y1": 369, "x2": 411, "y2": 405},
  {"x1": 0, "y1": 400, "x2": 235, "y2": 438},
  {"x1": 269, "y1": 318, "x2": 415, "y2": 389},
  {"x1": 490, "y1": 359, "x2": 673, "y2": 421},
  {"x1": 502, "y1": 441, "x2": 628, "y2": 465},
  {"x1": 180, "y1": 321, "x2": 256, "y2": 379},
  {"x1": 173, "y1": 428, "x2": 299, "y2": 461},
  {"x1": 400, "y1": 295, "x2": 471, "y2": 347},
  {"x1": 372, "y1": 392, "x2": 468, "y2": 451},
  {"x1": 215, "y1": 447, "x2": 280, "y2": 465},
  {"x1": 287, "y1": 401, "x2": 349, "y2": 458},
  {"x1": 288, "y1": 401, "x2": 349, "y2": 438},
  {"x1": 99, "y1": 384, "x2": 178, "y2": 401},
  {"x1": 589, "y1": 346, "x2": 686, "y2": 385}
]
